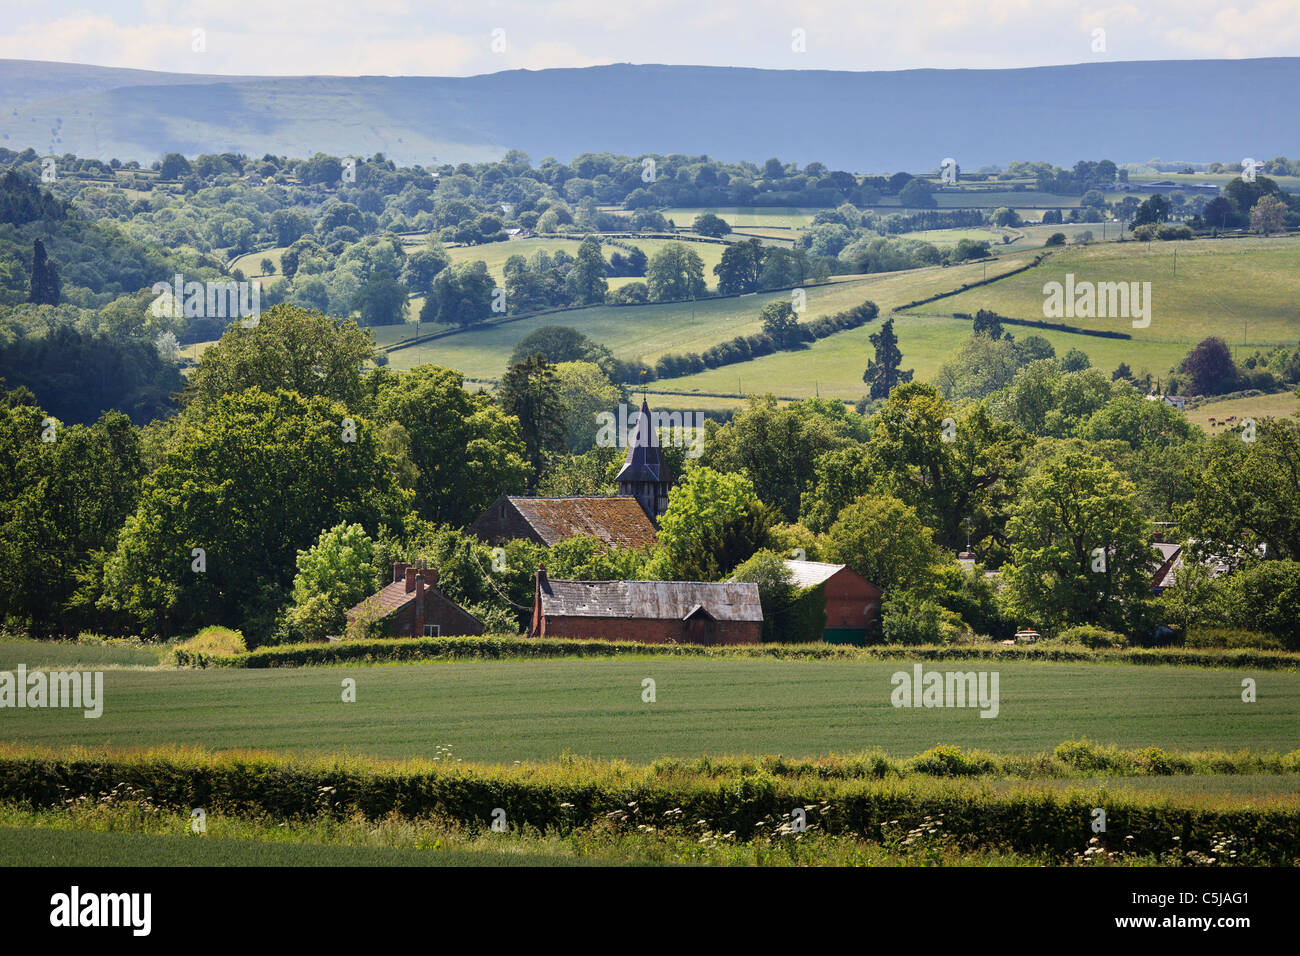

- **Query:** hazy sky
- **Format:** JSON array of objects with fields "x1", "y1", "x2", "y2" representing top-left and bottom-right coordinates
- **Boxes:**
[{"x1": 3, "y1": 0, "x2": 1299, "y2": 76}]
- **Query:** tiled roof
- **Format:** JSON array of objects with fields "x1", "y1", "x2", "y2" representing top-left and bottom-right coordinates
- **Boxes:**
[
  {"x1": 346, "y1": 580, "x2": 413, "y2": 620},
  {"x1": 783, "y1": 559, "x2": 848, "y2": 588},
  {"x1": 510, "y1": 496, "x2": 657, "y2": 549},
  {"x1": 540, "y1": 580, "x2": 763, "y2": 622}
]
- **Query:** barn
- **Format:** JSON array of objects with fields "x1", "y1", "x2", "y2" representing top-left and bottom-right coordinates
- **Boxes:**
[
  {"x1": 784, "y1": 559, "x2": 882, "y2": 645},
  {"x1": 529, "y1": 566, "x2": 763, "y2": 645},
  {"x1": 346, "y1": 562, "x2": 485, "y2": 638}
]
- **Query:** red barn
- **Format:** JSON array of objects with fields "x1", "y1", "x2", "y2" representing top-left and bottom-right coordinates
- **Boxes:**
[
  {"x1": 530, "y1": 566, "x2": 762, "y2": 645},
  {"x1": 784, "y1": 559, "x2": 882, "y2": 645}
]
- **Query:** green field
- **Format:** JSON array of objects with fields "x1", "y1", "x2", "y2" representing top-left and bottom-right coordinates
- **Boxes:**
[
  {"x1": 1186, "y1": 392, "x2": 1300, "y2": 433},
  {"x1": 230, "y1": 246, "x2": 287, "y2": 278},
  {"x1": 2, "y1": 658, "x2": 1295, "y2": 763},
  {"x1": 896, "y1": 228, "x2": 1005, "y2": 246},
  {"x1": 381, "y1": 276, "x2": 892, "y2": 379},
  {"x1": 653, "y1": 256, "x2": 1040, "y2": 403},
  {"x1": 443, "y1": 235, "x2": 734, "y2": 289},
  {"x1": 661, "y1": 207, "x2": 820, "y2": 228},
  {"x1": 913, "y1": 237, "x2": 1300, "y2": 349}
]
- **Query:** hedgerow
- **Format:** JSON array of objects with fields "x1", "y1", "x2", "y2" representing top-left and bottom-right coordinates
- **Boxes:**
[
  {"x1": 1, "y1": 744, "x2": 1295, "y2": 863},
  {"x1": 167, "y1": 633, "x2": 1300, "y2": 670}
]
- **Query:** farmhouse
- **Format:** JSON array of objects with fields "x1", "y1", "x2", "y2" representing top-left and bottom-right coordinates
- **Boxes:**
[
  {"x1": 784, "y1": 559, "x2": 882, "y2": 644},
  {"x1": 346, "y1": 562, "x2": 485, "y2": 637},
  {"x1": 470, "y1": 495, "x2": 657, "y2": 549},
  {"x1": 530, "y1": 565, "x2": 763, "y2": 645}
]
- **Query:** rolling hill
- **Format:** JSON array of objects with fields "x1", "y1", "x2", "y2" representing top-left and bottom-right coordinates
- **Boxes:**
[{"x1": 3, "y1": 57, "x2": 1300, "y2": 169}]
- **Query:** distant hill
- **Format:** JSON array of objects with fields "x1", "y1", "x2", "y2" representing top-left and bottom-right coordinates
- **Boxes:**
[{"x1": 2, "y1": 58, "x2": 1298, "y2": 170}]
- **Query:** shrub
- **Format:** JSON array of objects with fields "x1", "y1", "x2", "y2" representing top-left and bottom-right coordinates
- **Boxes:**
[
  {"x1": 1185, "y1": 627, "x2": 1284, "y2": 651},
  {"x1": 169, "y1": 626, "x2": 246, "y2": 664},
  {"x1": 881, "y1": 591, "x2": 968, "y2": 645},
  {"x1": 1053, "y1": 625, "x2": 1128, "y2": 649},
  {"x1": 1053, "y1": 739, "x2": 1127, "y2": 773},
  {"x1": 1156, "y1": 224, "x2": 1194, "y2": 240},
  {"x1": 909, "y1": 745, "x2": 995, "y2": 777},
  {"x1": 1134, "y1": 746, "x2": 1191, "y2": 776}
]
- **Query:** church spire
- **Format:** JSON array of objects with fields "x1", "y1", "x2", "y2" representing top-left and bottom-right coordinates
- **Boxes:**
[{"x1": 616, "y1": 398, "x2": 672, "y2": 522}]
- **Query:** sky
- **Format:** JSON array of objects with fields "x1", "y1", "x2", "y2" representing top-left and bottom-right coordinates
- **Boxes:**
[{"x1": 1, "y1": 0, "x2": 1299, "y2": 77}]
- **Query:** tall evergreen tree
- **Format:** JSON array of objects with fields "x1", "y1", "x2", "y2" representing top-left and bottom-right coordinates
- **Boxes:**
[
  {"x1": 497, "y1": 356, "x2": 565, "y2": 488},
  {"x1": 863, "y1": 318, "x2": 913, "y2": 400},
  {"x1": 28, "y1": 238, "x2": 60, "y2": 306}
]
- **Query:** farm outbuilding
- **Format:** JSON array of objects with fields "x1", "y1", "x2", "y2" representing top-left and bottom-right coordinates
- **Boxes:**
[
  {"x1": 529, "y1": 566, "x2": 762, "y2": 645},
  {"x1": 784, "y1": 559, "x2": 882, "y2": 645}
]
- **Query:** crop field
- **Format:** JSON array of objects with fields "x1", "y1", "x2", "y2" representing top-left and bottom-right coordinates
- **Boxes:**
[
  {"x1": 2, "y1": 657, "x2": 1296, "y2": 764},
  {"x1": 0, "y1": 825, "x2": 600, "y2": 867},
  {"x1": 0, "y1": 639, "x2": 163, "y2": 670},
  {"x1": 380, "y1": 276, "x2": 887, "y2": 379}
]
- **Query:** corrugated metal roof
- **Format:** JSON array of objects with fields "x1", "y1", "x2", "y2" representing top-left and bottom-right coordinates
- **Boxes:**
[
  {"x1": 783, "y1": 559, "x2": 848, "y2": 588},
  {"x1": 541, "y1": 579, "x2": 763, "y2": 622},
  {"x1": 510, "y1": 496, "x2": 657, "y2": 549}
]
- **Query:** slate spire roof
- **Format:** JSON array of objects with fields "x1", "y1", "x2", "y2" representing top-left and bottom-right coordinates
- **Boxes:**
[{"x1": 615, "y1": 398, "x2": 670, "y2": 485}]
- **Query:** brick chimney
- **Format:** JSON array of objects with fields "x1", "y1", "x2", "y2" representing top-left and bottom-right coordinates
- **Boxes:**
[
  {"x1": 405, "y1": 567, "x2": 418, "y2": 593},
  {"x1": 414, "y1": 571, "x2": 426, "y2": 637},
  {"x1": 530, "y1": 563, "x2": 548, "y2": 639},
  {"x1": 393, "y1": 562, "x2": 410, "y2": 584}
]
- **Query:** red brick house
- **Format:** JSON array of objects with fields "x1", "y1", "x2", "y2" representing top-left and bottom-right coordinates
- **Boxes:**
[
  {"x1": 346, "y1": 562, "x2": 485, "y2": 638},
  {"x1": 529, "y1": 566, "x2": 762, "y2": 645},
  {"x1": 784, "y1": 559, "x2": 882, "y2": 645},
  {"x1": 469, "y1": 495, "x2": 657, "y2": 550}
]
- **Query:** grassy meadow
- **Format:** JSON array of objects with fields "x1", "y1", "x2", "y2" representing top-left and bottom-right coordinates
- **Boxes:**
[
  {"x1": 661, "y1": 207, "x2": 821, "y2": 228},
  {"x1": 910, "y1": 237, "x2": 1300, "y2": 350},
  {"x1": 1185, "y1": 391, "x2": 1300, "y2": 433},
  {"x1": 380, "y1": 275, "x2": 891, "y2": 379}
]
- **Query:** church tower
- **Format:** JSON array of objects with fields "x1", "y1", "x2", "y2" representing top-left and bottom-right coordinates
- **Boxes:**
[{"x1": 616, "y1": 399, "x2": 673, "y2": 523}]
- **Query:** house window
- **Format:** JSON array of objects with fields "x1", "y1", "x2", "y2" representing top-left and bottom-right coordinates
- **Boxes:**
[{"x1": 423, "y1": 624, "x2": 440, "y2": 637}]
